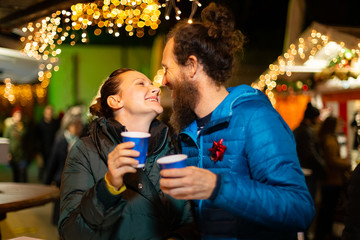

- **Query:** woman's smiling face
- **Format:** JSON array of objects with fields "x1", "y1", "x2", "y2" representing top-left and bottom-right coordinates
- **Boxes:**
[{"x1": 117, "y1": 70, "x2": 163, "y2": 117}]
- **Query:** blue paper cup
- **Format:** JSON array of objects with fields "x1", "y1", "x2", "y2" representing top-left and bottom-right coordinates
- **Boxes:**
[
  {"x1": 157, "y1": 154, "x2": 187, "y2": 170},
  {"x1": 121, "y1": 131, "x2": 151, "y2": 168}
]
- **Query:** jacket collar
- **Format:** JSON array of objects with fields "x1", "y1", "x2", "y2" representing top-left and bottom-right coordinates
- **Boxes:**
[
  {"x1": 89, "y1": 117, "x2": 168, "y2": 164},
  {"x1": 181, "y1": 85, "x2": 266, "y2": 138}
]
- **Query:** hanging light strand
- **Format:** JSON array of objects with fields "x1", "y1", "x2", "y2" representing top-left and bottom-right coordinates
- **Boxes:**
[{"x1": 21, "y1": 0, "x2": 201, "y2": 61}]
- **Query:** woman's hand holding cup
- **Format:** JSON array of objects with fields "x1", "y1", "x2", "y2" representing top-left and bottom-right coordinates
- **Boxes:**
[{"x1": 106, "y1": 141, "x2": 140, "y2": 190}]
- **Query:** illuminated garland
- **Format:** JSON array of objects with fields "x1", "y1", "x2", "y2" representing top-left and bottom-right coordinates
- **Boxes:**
[
  {"x1": 314, "y1": 48, "x2": 360, "y2": 82},
  {"x1": 1, "y1": 78, "x2": 47, "y2": 107},
  {"x1": 2, "y1": 0, "x2": 201, "y2": 106},
  {"x1": 20, "y1": 0, "x2": 201, "y2": 76},
  {"x1": 275, "y1": 79, "x2": 312, "y2": 93},
  {"x1": 21, "y1": 1, "x2": 164, "y2": 63},
  {"x1": 252, "y1": 29, "x2": 360, "y2": 105}
]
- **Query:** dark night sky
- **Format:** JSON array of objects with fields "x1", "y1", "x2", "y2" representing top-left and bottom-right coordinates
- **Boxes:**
[{"x1": 201, "y1": 0, "x2": 360, "y2": 65}]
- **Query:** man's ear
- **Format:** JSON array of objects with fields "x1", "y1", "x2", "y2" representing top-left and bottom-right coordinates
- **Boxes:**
[
  {"x1": 187, "y1": 55, "x2": 198, "y2": 78},
  {"x1": 107, "y1": 95, "x2": 123, "y2": 110}
]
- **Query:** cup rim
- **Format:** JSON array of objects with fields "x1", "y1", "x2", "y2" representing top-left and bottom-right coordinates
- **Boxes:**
[
  {"x1": 157, "y1": 154, "x2": 187, "y2": 164},
  {"x1": 121, "y1": 131, "x2": 151, "y2": 138}
]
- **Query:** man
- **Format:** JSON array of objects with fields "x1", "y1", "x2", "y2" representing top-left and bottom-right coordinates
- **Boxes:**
[
  {"x1": 293, "y1": 103, "x2": 326, "y2": 240},
  {"x1": 342, "y1": 163, "x2": 360, "y2": 240},
  {"x1": 159, "y1": 3, "x2": 314, "y2": 239},
  {"x1": 36, "y1": 105, "x2": 60, "y2": 181},
  {"x1": 293, "y1": 103, "x2": 326, "y2": 200}
]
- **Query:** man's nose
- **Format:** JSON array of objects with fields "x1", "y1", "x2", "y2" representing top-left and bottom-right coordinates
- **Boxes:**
[{"x1": 162, "y1": 75, "x2": 168, "y2": 86}]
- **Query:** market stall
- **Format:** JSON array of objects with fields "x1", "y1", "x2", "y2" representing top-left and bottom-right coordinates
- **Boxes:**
[{"x1": 252, "y1": 21, "x2": 360, "y2": 168}]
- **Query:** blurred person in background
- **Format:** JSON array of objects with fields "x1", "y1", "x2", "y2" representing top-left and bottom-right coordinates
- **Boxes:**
[
  {"x1": 36, "y1": 105, "x2": 60, "y2": 181},
  {"x1": 350, "y1": 110, "x2": 360, "y2": 151},
  {"x1": 0, "y1": 113, "x2": 6, "y2": 136},
  {"x1": 59, "y1": 68, "x2": 198, "y2": 240},
  {"x1": 3, "y1": 106, "x2": 28, "y2": 182},
  {"x1": 44, "y1": 105, "x2": 84, "y2": 225},
  {"x1": 315, "y1": 116, "x2": 351, "y2": 240},
  {"x1": 342, "y1": 163, "x2": 360, "y2": 240},
  {"x1": 350, "y1": 110, "x2": 360, "y2": 168},
  {"x1": 293, "y1": 102, "x2": 326, "y2": 240},
  {"x1": 293, "y1": 103, "x2": 326, "y2": 200}
]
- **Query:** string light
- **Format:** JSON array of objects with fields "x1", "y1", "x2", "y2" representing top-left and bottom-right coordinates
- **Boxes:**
[
  {"x1": 21, "y1": 0, "x2": 200, "y2": 63},
  {"x1": 252, "y1": 29, "x2": 360, "y2": 106},
  {"x1": 10, "y1": 0, "x2": 201, "y2": 106},
  {"x1": 0, "y1": 77, "x2": 47, "y2": 106},
  {"x1": 153, "y1": 68, "x2": 165, "y2": 88},
  {"x1": 252, "y1": 29, "x2": 342, "y2": 105}
]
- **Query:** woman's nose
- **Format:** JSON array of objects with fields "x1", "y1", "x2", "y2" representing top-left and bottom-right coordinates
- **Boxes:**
[{"x1": 151, "y1": 86, "x2": 160, "y2": 95}]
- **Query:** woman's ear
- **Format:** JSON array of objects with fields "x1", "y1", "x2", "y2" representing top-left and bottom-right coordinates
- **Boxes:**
[{"x1": 107, "y1": 95, "x2": 123, "y2": 110}]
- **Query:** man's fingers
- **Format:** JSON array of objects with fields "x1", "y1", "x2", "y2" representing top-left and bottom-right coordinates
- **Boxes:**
[
  {"x1": 161, "y1": 187, "x2": 189, "y2": 200},
  {"x1": 160, "y1": 167, "x2": 191, "y2": 178},
  {"x1": 159, "y1": 167, "x2": 217, "y2": 200},
  {"x1": 160, "y1": 176, "x2": 183, "y2": 188},
  {"x1": 161, "y1": 184, "x2": 200, "y2": 200}
]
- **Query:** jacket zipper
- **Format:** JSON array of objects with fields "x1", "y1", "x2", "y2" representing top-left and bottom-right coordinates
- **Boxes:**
[
  {"x1": 198, "y1": 133, "x2": 204, "y2": 220},
  {"x1": 152, "y1": 127, "x2": 169, "y2": 155}
]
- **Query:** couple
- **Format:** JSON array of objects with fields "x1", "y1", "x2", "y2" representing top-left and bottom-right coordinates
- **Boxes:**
[{"x1": 59, "y1": 3, "x2": 315, "y2": 240}]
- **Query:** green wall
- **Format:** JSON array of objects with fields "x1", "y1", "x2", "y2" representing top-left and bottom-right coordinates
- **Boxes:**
[{"x1": 49, "y1": 44, "x2": 153, "y2": 114}]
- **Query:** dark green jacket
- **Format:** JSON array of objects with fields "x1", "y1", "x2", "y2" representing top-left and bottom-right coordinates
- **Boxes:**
[{"x1": 59, "y1": 118, "x2": 197, "y2": 240}]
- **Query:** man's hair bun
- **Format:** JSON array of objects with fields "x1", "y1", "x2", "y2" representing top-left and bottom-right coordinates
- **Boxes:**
[{"x1": 201, "y1": 2, "x2": 235, "y2": 39}]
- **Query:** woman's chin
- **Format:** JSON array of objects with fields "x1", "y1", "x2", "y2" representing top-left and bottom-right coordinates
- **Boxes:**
[
  {"x1": 144, "y1": 106, "x2": 163, "y2": 119},
  {"x1": 154, "y1": 106, "x2": 164, "y2": 115}
]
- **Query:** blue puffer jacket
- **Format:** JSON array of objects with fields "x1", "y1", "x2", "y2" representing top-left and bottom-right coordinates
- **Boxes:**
[{"x1": 179, "y1": 85, "x2": 315, "y2": 239}]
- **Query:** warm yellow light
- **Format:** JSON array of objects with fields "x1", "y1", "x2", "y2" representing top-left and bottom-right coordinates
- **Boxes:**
[
  {"x1": 94, "y1": 28, "x2": 102, "y2": 35},
  {"x1": 46, "y1": 72, "x2": 52, "y2": 78},
  {"x1": 137, "y1": 21, "x2": 145, "y2": 28},
  {"x1": 136, "y1": 31, "x2": 144, "y2": 38},
  {"x1": 150, "y1": 23, "x2": 158, "y2": 30},
  {"x1": 125, "y1": 25, "x2": 133, "y2": 31},
  {"x1": 98, "y1": 21, "x2": 105, "y2": 27},
  {"x1": 19, "y1": 0, "x2": 200, "y2": 87}
]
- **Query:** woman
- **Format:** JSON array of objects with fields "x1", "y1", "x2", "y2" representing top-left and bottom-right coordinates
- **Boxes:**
[
  {"x1": 315, "y1": 116, "x2": 350, "y2": 240},
  {"x1": 59, "y1": 68, "x2": 197, "y2": 240}
]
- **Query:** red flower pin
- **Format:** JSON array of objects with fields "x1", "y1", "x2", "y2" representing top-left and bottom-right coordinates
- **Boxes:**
[{"x1": 209, "y1": 139, "x2": 227, "y2": 162}]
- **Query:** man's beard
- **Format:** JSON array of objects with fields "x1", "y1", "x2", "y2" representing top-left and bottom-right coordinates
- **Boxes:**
[{"x1": 169, "y1": 77, "x2": 199, "y2": 133}]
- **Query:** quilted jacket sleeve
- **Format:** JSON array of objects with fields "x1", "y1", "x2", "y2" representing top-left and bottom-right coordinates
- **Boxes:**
[
  {"x1": 58, "y1": 140, "x2": 126, "y2": 240},
  {"x1": 212, "y1": 102, "x2": 315, "y2": 231}
]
